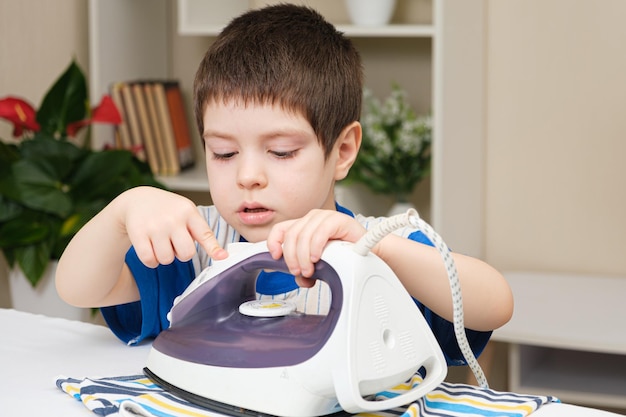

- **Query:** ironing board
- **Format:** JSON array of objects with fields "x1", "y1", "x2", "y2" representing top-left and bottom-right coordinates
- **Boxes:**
[{"x1": 0, "y1": 308, "x2": 621, "y2": 417}]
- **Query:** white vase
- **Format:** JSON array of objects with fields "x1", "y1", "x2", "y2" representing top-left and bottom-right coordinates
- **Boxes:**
[
  {"x1": 345, "y1": 0, "x2": 397, "y2": 26},
  {"x1": 387, "y1": 201, "x2": 416, "y2": 217},
  {"x1": 9, "y1": 261, "x2": 89, "y2": 321},
  {"x1": 335, "y1": 183, "x2": 392, "y2": 217}
]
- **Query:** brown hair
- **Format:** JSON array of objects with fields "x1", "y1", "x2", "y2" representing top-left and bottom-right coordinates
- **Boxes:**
[{"x1": 193, "y1": 4, "x2": 363, "y2": 158}]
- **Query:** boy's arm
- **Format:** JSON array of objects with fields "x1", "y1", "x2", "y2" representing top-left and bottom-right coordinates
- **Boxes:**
[
  {"x1": 56, "y1": 186, "x2": 227, "y2": 308},
  {"x1": 267, "y1": 209, "x2": 513, "y2": 332},
  {"x1": 373, "y1": 233, "x2": 513, "y2": 332}
]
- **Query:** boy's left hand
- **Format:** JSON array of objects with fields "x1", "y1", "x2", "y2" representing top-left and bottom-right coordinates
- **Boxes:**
[{"x1": 266, "y1": 209, "x2": 366, "y2": 285}]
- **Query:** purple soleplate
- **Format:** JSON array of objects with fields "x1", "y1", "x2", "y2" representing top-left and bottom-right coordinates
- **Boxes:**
[{"x1": 153, "y1": 251, "x2": 344, "y2": 368}]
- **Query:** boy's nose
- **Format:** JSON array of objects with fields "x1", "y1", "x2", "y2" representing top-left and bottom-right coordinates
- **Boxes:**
[{"x1": 236, "y1": 161, "x2": 267, "y2": 189}]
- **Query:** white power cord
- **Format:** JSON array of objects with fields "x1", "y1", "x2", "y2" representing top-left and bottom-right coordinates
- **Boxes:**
[{"x1": 353, "y1": 208, "x2": 489, "y2": 389}]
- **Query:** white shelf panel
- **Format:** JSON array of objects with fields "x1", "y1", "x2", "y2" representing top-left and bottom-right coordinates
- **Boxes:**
[
  {"x1": 177, "y1": 0, "x2": 433, "y2": 38},
  {"x1": 178, "y1": 25, "x2": 225, "y2": 36},
  {"x1": 492, "y1": 272, "x2": 626, "y2": 354},
  {"x1": 177, "y1": 0, "x2": 247, "y2": 36},
  {"x1": 89, "y1": 0, "x2": 168, "y2": 100},
  {"x1": 157, "y1": 164, "x2": 209, "y2": 192},
  {"x1": 179, "y1": 23, "x2": 434, "y2": 38},
  {"x1": 337, "y1": 24, "x2": 434, "y2": 38}
]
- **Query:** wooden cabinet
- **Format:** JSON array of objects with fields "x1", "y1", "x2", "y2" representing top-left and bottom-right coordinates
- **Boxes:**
[{"x1": 492, "y1": 272, "x2": 626, "y2": 409}]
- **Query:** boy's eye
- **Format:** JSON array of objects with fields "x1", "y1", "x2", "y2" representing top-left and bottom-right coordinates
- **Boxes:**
[
  {"x1": 212, "y1": 152, "x2": 237, "y2": 160},
  {"x1": 271, "y1": 150, "x2": 297, "y2": 159}
]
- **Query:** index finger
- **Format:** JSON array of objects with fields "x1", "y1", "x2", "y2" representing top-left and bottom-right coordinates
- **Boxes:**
[{"x1": 187, "y1": 214, "x2": 228, "y2": 260}]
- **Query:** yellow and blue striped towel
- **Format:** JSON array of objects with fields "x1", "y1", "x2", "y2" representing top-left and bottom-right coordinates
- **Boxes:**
[{"x1": 55, "y1": 373, "x2": 559, "y2": 417}]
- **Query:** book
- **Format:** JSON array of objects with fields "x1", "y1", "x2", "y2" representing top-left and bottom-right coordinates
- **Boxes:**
[
  {"x1": 109, "y1": 79, "x2": 195, "y2": 175},
  {"x1": 143, "y1": 83, "x2": 171, "y2": 175},
  {"x1": 119, "y1": 83, "x2": 146, "y2": 162},
  {"x1": 131, "y1": 83, "x2": 161, "y2": 175},
  {"x1": 109, "y1": 82, "x2": 133, "y2": 151},
  {"x1": 163, "y1": 81, "x2": 195, "y2": 170},
  {"x1": 152, "y1": 82, "x2": 181, "y2": 175}
]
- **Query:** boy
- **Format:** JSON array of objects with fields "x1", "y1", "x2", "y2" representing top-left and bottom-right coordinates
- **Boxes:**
[{"x1": 56, "y1": 4, "x2": 512, "y2": 365}]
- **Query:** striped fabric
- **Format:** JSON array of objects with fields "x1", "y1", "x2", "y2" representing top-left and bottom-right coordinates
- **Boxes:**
[
  {"x1": 55, "y1": 373, "x2": 558, "y2": 417},
  {"x1": 372, "y1": 374, "x2": 559, "y2": 417},
  {"x1": 257, "y1": 284, "x2": 333, "y2": 315}
]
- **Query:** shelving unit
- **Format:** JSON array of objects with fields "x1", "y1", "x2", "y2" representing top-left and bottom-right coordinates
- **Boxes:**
[
  {"x1": 87, "y1": 0, "x2": 488, "y2": 253},
  {"x1": 89, "y1": 0, "x2": 437, "y2": 195},
  {"x1": 492, "y1": 272, "x2": 626, "y2": 409},
  {"x1": 171, "y1": 0, "x2": 435, "y2": 193}
]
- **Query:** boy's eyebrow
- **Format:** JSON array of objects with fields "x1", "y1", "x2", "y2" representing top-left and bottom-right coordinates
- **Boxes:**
[
  {"x1": 202, "y1": 128, "x2": 232, "y2": 140},
  {"x1": 260, "y1": 127, "x2": 311, "y2": 141},
  {"x1": 203, "y1": 126, "x2": 312, "y2": 142}
]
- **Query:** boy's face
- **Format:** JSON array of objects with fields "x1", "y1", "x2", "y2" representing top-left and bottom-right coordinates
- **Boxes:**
[{"x1": 203, "y1": 100, "x2": 345, "y2": 243}]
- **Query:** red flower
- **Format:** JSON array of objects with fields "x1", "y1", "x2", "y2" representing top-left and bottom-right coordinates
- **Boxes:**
[
  {"x1": 92, "y1": 95, "x2": 122, "y2": 124},
  {"x1": 66, "y1": 95, "x2": 122, "y2": 137},
  {"x1": 0, "y1": 96, "x2": 40, "y2": 137}
]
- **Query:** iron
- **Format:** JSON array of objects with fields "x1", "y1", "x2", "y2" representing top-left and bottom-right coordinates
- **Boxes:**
[{"x1": 144, "y1": 240, "x2": 447, "y2": 417}]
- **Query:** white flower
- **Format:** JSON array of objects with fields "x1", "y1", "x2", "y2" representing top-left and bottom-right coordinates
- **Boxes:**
[
  {"x1": 397, "y1": 122, "x2": 419, "y2": 153},
  {"x1": 370, "y1": 128, "x2": 393, "y2": 157},
  {"x1": 348, "y1": 85, "x2": 432, "y2": 196}
]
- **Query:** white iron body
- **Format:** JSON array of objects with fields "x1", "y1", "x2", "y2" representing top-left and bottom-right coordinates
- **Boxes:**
[{"x1": 145, "y1": 240, "x2": 447, "y2": 417}]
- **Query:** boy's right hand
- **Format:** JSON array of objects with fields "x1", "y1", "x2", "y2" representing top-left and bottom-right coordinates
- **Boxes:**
[{"x1": 119, "y1": 187, "x2": 228, "y2": 267}]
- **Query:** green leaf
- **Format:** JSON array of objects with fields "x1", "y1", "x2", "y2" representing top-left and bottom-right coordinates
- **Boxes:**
[
  {"x1": 70, "y1": 149, "x2": 164, "y2": 203},
  {"x1": 36, "y1": 60, "x2": 88, "y2": 137},
  {"x1": 71, "y1": 149, "x2": 133, "y2": 190},
  {"x1": 0, "y1": 141, "x2": 19, "y2": 164},
  {"x1": 11, "y1": 160, "x2": 72, "y2": 217},
  {"x1": 0, "y1": 214, "x2": 50, "y2": 247},
  {"x1": 20, "y1": 134, "x2": 85, "y2": 167},
  {"x1": 15, "y1": 242, "x2": 53, "y2": 287},
  {"x1": 2, "y1": 247, "x2": 16, "y2": 267},
  {"x1": 0, "y1": 195, "x2": 23, "y2": 222}
]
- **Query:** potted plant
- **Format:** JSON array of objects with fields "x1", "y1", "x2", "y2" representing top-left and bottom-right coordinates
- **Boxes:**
[
  {"x1": 0, "y1": 60, "x2": 162, "y2": 314},
  {"x1": 345, "y1": 84, "x2": 432, "y2": 215}
]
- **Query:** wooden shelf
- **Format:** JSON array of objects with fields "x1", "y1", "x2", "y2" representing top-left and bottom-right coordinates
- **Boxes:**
[
  {"x1": 511, "y1": 345, "x2": 626, "y2": 409},
  {"x1": 157, "y1": 164, "x2": 208, "y2": 192},
  {"x1": 492, "y1": 272, "x2": 626, "y2": 409},
  {"x1": 179, "y1": 23, "x2": 434, "y2": 38},
  {"x1": 177, "y1": 0, "x2": 434, "y2": 38},
  {"x1": 337, "y1": 24, "x2": 434, "y2": 38}
]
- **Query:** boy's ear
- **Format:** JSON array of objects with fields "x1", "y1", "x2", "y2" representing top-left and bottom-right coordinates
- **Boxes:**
[{"x1": 333, "y1": 121, "x2": 362, "y2": 181}]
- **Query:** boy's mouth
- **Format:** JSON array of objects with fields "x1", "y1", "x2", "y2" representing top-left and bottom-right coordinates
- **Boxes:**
[
  {"x1": 238, "y1": 205, "x2": 274, "y2": 226},
  {"x1": 243, "y1": 207, "x2": 268, "y2": 213}
]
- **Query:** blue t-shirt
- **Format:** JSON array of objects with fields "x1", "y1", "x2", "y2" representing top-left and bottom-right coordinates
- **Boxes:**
[{"x1": 101, "y1": 204, "x2": 490, "y2": 365}]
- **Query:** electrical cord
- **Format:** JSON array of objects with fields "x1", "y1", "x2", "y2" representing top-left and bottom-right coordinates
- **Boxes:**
[{"x1": 353, "y1": 208, "x2": 489, "y2": 389}]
